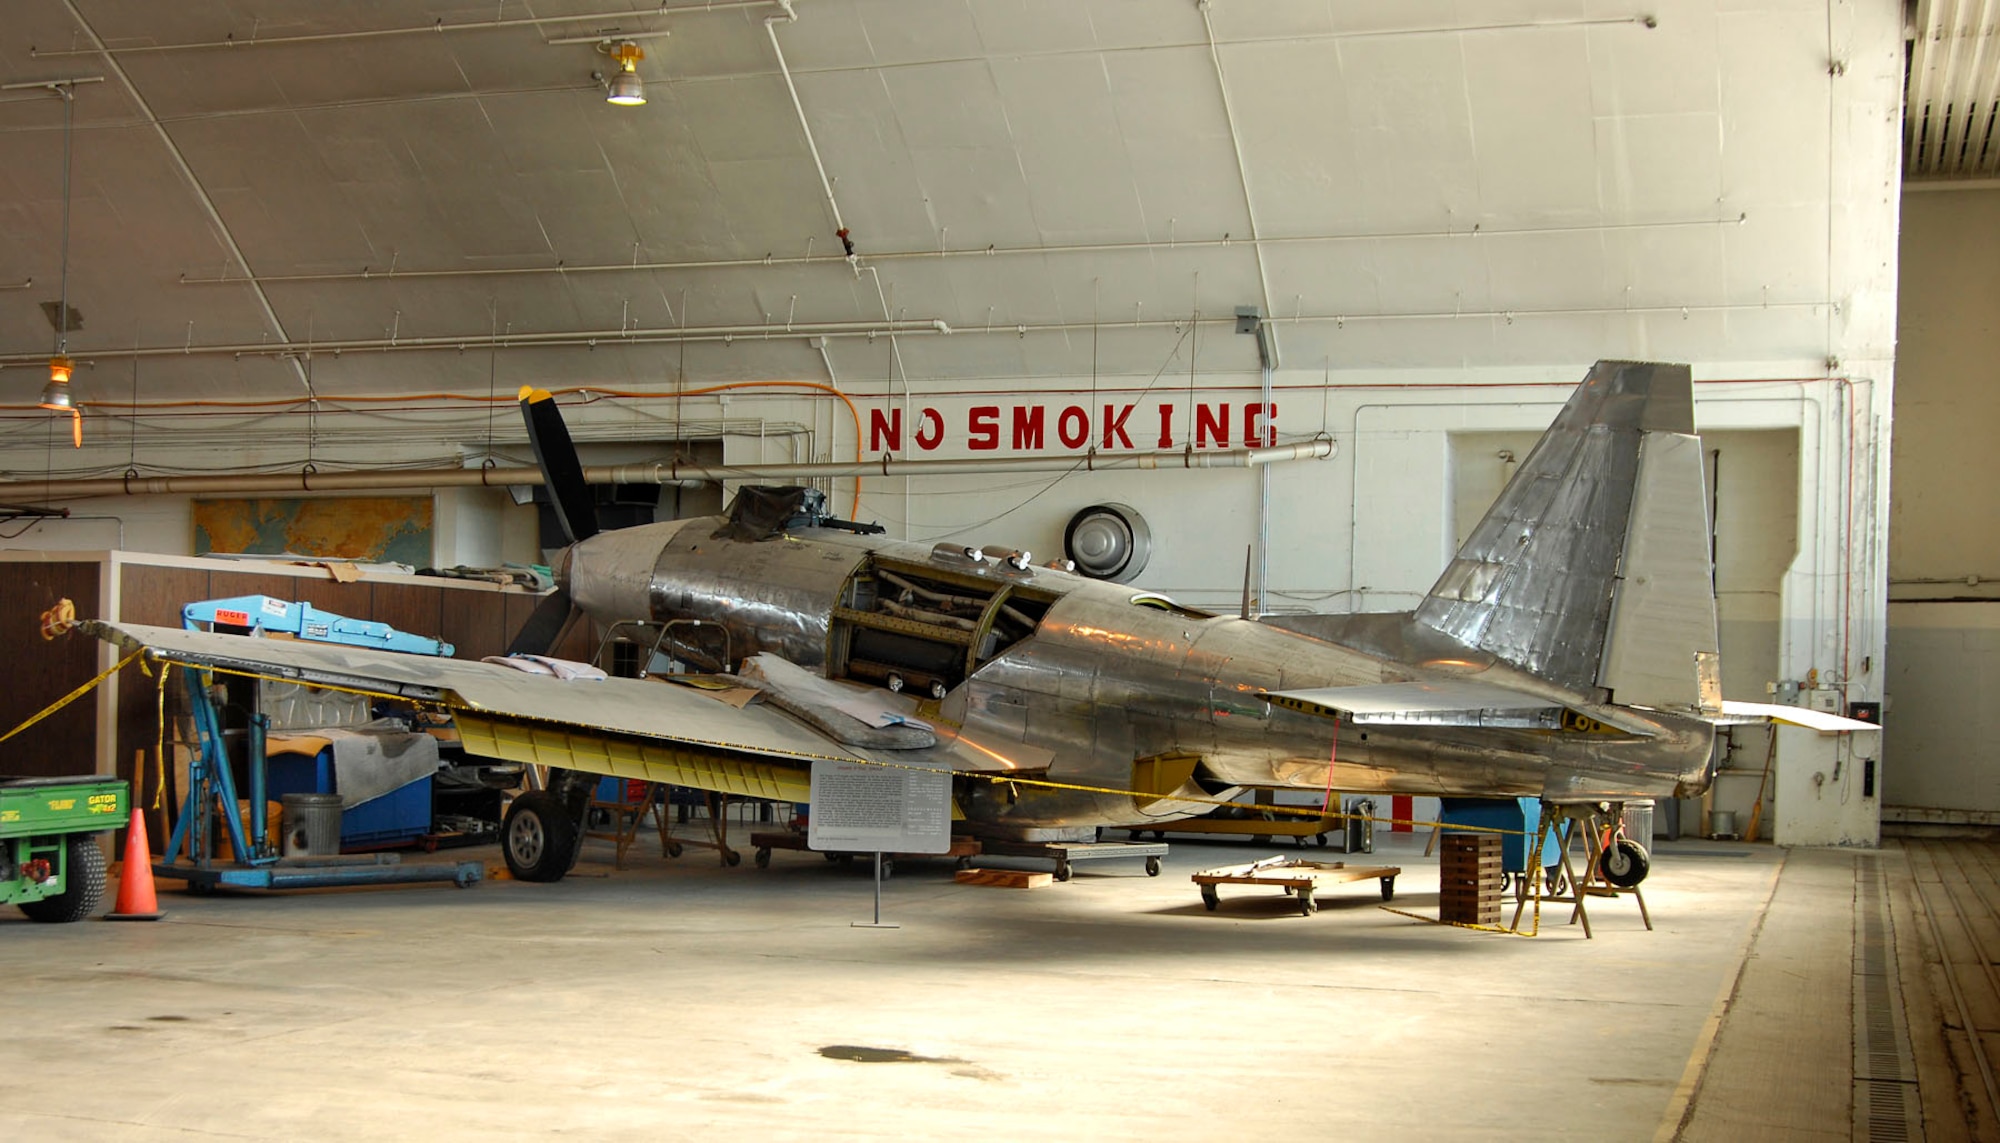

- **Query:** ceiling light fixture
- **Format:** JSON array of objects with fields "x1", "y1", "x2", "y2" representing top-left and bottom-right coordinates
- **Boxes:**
[
  {"x1": 41, "y1": 81, "x2": 80, "y2": 439},
  {"x1": 604, "y1": 41, "x2": 646, "y2": 106},
  {"x1": 39, "y1": 356, "x2": 74, "y2": 411}
]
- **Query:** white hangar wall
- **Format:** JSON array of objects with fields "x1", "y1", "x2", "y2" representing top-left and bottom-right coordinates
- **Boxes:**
[{"x1": 0, "y1": 1, "x2": 1903, "y2": 845}]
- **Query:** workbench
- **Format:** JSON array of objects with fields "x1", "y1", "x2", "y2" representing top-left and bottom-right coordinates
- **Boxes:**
[{"x1": 1192, "y1": 857, "x2": 1401, "y2": 916}]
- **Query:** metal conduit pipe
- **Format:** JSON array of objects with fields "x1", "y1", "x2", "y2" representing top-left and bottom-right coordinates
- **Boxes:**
[
  {"x1": 172, "y1": 215, "x2": 1749, "y2": 288},
  {"x1": 0, "y1": 439, "x2": 1334, "y2": 501},
  {"x1": 0, "y1": 319, "x2": 953, "y2": 368},
  {"x1": 29, "y1": 1, "x2": 778, "y2": 57},
  {"x1": 0, "y1": 302, "x2": 1838, "y2": 369}
]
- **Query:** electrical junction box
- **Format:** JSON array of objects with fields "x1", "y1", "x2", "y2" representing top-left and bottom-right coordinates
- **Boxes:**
[{"x1": 1810, "y1": 689, "x2": 1840, "y2": 714}]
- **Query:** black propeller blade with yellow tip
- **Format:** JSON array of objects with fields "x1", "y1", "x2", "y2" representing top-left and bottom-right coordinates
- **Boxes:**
[
  {"x1": 508, "y1": 386, "x2": 596, "y2": 656},
  {"x1": 519, "y1": 385, "x2": 599, "y2": 545}
]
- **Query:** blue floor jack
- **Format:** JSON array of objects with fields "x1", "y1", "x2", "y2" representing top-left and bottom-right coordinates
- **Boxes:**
[{"x1": 155, "y1": 598, "x2": 482, "y2": 893}]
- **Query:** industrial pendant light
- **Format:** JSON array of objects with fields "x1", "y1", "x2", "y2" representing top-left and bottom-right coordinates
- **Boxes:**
[
  {"x1": 605, "y1": 41, "x2": 646, "y2": 105},
  {"x1": 40, "y1": 83, "x2": 78, "y2": 431},
  {"x1": 38, "y1": 362, "x2": 74, "y2": 411}
]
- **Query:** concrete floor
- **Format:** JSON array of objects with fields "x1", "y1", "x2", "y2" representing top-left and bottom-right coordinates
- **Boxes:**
[{"x1": 0, "y1": 828, "x2": 1866, "y2": 1140}]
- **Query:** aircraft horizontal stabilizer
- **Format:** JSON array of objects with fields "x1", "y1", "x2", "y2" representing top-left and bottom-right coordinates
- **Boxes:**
[
  {"x1": 1711, "y1": 700, "x2": 1881, "y2": 734},
  {"x1": 1261, "y1": 681, "x2": 1659, "y2": 737}
]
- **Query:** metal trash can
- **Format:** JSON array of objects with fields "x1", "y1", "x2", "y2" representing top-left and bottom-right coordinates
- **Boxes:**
[
  {"x1": 1709, "y1": 809, "x2": 1739, "y2": 839},
  {"x1": 1621, "y1": 801, "x2": 1655, "y2": 847},
  {"x1": 281, "y1": 793, "x2": 343, "y2": 857}
]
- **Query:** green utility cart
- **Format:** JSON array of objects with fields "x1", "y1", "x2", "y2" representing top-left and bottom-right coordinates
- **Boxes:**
[{"x1": 1, "y1": 774, "x2": 126, "y2": 922}]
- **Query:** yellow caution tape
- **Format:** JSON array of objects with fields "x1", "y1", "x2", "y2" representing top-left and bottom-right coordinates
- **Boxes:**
[{"x1": 0, "y1": 647, "x2": 145, "y2": 748}]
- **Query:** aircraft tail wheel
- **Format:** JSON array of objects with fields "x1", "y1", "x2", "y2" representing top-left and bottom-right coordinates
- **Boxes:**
[
  {"x1": 502, "y1": 791, "x2": 578, "y2": 882},
  {"x1": 1599, "y1": 838, "x2": 1651, "y2": 888}
]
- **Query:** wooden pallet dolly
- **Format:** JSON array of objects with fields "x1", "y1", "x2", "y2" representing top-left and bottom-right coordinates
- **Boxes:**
[{"x1": 1192, "y1": 857, "x2": 1401, "y2": 916}]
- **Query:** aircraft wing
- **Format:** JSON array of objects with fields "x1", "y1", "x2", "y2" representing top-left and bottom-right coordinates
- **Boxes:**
[
  {"x1": 1260, "y1": 680, "x2": 1662, "y2": 737},
  {"x1": 86, "y1": 622, "x2": 1012, "y2": 804},
  {"x1": 1714, "y1": 700, "x2": 1882, "y2": 734}
]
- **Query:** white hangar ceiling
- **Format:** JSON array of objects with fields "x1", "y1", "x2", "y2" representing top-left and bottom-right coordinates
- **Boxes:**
[{"x1": 0, "y1": 0, "x2": 1957, "y2": 422}]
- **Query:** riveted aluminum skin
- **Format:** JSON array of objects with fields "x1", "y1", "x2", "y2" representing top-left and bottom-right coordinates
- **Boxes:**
[
  {"x1": 637, "y1": 520, "x2": 870, "y2": 668},
  {"x1": 566, "y1": 495, "x2": 1715, "y2": 834},
  {"x1": 1417, "y1": 360, "x2": 1691, "y2": 697},
  {"x1": 949, "y1": 581, "x2": 1712, "y2": 830}
]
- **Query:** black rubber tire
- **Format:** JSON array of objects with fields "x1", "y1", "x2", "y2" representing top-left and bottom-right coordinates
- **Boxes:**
[
  {"x1": 501, "y1": 791, "x2": 578, "y2": 882},
  {"x1": 1201, "y1": 886, "x2": 1219, "y2": 911},
  {"x1": 1299, "y1": 893, "x2": 1317, "y2": 916},
  {"x1": 20, "y1": 835, "x2": 107, "y2": 923},
  {"x1": 1600, "y1": 838, "x2": 1651, "y2": 888},
  {"x1": 1380, "y1": 876, "x2": 1395, "y2": 902},
  {"x1": 1315, "y1": 833, "x2": 1329, "y2": 848},
  {"x1": 755, "y1": 847, "x2": 771, "y2": 869},
  {"x1": 1145, "y1": 856, "x2": 1161, "y2": 877},
  {"x1": 1053, "y1": 861, "x2": 1072, "y2": 882},
  {"x1": 666, "y1": 842, "x2": 683, "y2": 859},
  {"x1": 724, "y1": 849, "x2": 742, "y2": 867}
]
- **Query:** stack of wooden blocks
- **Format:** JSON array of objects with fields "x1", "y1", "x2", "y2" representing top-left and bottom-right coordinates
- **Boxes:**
[{"x1": 1439, "y1": 832, "x2": 1503, "y2": 926}]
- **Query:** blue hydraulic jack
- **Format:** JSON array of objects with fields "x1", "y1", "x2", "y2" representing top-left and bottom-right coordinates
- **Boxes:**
[
  {"x1": 182, "y1": 595, "x2": 455, "y2": 656},
  {"x1": 155, "y1": 602, "x2": 481, "y2": 893}
]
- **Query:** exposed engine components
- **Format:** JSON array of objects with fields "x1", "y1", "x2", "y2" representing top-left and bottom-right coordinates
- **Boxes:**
[{"x1": 1063, "y1": 502, "x2": 1151, "y2": 583}]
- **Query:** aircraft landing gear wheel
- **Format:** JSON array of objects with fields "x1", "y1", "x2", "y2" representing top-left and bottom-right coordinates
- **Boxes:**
[
  {"x1": 1380, "y1": 876, "x2": 1395, "y2": 901},
  {"x1": 1201, "y1": 885, "x2": 1219, "y2": 912},
  {"x1": 754, "y1": 847, "x2": 771, "y2": 869},
  {"x1": 1299, "y1": 890, "x2": 1318, "y2": 916},
  {"x1": 1145, "y1": 856, "x2": 1161, "y2": 877},
  {"x1": 1600, "y1": 838, "x2": 1651, "y2": 888},
  {"x1": 502, "y1": 791, "x2": 577, "y2": 882},
  {"x1": 1054, "y1": 860, "x2": 1072, "y2": 882}
]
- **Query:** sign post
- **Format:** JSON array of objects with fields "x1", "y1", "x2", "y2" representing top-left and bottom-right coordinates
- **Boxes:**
[{"x1": 808, "y1": 760, "x2": 952, "y2": 929}]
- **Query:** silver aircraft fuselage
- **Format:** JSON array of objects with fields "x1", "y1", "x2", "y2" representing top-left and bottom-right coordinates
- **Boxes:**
[{"x1": 562, "y1": 516, "x2": 1714, "y2": 833}]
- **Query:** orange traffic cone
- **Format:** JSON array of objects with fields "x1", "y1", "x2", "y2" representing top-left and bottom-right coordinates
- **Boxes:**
[{"x1": 104, "y1": 808, "x2": 164, "y2": 921}]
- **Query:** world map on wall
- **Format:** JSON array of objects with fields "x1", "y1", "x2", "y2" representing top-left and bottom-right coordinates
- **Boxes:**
[{"x1": 192, "y1": 497, "x2": 434, "y2": 566}]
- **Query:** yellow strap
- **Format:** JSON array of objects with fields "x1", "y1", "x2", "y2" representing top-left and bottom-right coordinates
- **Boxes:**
[
  {"x1": 153, "y1": 660, "x2": 170, "y2": 810},
  {"x1": 0, "y1": 647, "x2": 144, "y2": 748}
]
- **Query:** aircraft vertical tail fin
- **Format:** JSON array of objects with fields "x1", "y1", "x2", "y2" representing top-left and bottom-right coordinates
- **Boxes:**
[{"x1": 1414, "y1": 361, "x2": 1721, "y2": 711}]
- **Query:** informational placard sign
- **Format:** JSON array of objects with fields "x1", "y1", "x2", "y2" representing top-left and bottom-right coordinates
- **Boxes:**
[{"x1": 808, "y1": 760, "x2": 951, "y2": 855}]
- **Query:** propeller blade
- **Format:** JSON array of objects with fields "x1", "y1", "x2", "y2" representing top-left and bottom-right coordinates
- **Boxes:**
[
  {"x1": 506, "y1": 587, "x2": 583, "y2": 658},
  {"x1": 519, "y1": 386, "x2": 599, "y2": 544}
]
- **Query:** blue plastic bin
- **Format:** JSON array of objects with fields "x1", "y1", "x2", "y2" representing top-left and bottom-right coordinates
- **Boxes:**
[{"x1": 265, "y1": 747, "x2": 431, "y2": 849}]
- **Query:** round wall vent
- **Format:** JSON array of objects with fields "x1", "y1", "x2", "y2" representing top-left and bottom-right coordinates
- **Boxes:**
[{"x1": 1063, "y1": 503, "x2": 1151, "y2": 583}]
